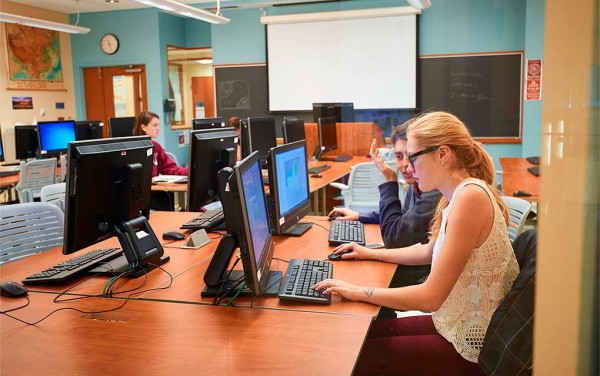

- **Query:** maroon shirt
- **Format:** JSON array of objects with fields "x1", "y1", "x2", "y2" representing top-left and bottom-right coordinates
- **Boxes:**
[{"x1": 151, "y1": 140, "x2": 188, "y2": 177}]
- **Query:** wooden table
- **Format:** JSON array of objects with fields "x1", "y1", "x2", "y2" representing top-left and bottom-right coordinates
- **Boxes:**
[
  {"x1": 151, "y1": 179, "x2": 188, "y2": 211},
  {"x1": 499, "y1": 157, "x2": 540, "y2": 201},
  {"x1": 1, "y1": 294, "x2": 372, "y2": 375}
]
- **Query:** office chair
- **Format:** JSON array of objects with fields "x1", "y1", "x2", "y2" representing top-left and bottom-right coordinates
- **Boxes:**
[
  {"x1": 329, "y1": 162, "x2": 392, "y2": 213},
  {"x1": 40, "y1": 182, "x2": 66, "y2": 212},
  {"x1": 501, "y1": 196, "x2": 532, "y2": 243},
  {"x1": 479, "y1": 229, "x2": 536, "y2": 375},
  {"x1": 0, "y1": 202, "x2": 65, "y2": 265},
  {"x1": 165, "y1": 151, "x2": 179, "y2": 166},
  {"x1": 15, "y1": 158, "x2": 58, "y2": 203}
]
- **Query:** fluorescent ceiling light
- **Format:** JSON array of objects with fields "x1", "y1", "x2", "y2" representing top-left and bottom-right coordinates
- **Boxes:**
[
  {"x1": 0, "y1": 12, "x2": 91, "y2": 34},
  {"x1": 197, "y1": 58, "x2": 213, "y2": 64},
  {"x1": 134, "y1": 0, "x2": 230, "y2": 24},
  {"x1": 260, "y1": 6, "x2": 420, "y2": 25}
]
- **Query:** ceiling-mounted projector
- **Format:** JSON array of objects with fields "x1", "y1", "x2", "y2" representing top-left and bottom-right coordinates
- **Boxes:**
[{"x1": 407, "y1": 0, "x2": 431, "y2": 10}]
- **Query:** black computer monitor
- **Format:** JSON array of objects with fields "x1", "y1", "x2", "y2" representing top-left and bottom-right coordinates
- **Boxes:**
[
  {"x1": 187, "y1": 128, "x2": 238, "y2": 212},
  {"x1": 240, "y1": 116, "x2": 277, "y2": 168},
  {"x1": 318, "y1": 117, "x2": 338, "y2": 152},
  {"x1": 75, "y1": 120, "x2": 104, "y2": 141},
  {"x1": 312, "y1": 102, "x2": 355, "y2": 123},
  {"x1": 37, "y1": 120, "x2": 76, "y2": 159},
  {"x1": 282, "y1": 119, "x2": 306, "y2": 144},
  {"x1": 109, "y1": 117, "x2": 136, "y2": 138},
  {"x1": 192, "y1": 117, "x2": 226, "y2": 130},
  {"x1": 14, "y1": 125, "x2": 39, "y2": 160},
  {"x1": 64, "y1": 136, "x2": 168, "y2": 277},
  {"x1": 202, "y1": 151, "x2": 281, "y2": 297},
  {"x1": 267, "y1": 140, "x2": 312, "y2": 236},
  {"x1": 0, "y1": 131, "x2": 4, "y2": 163}
]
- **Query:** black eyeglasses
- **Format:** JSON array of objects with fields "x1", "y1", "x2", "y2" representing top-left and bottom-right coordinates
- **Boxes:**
[{"x1": 407, "y1": 145, "x2": 440, "y2": 168}]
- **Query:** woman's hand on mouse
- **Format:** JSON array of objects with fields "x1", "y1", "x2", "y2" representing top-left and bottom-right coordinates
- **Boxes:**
[
  {"x1": 328, "y1": 208, "x2": 359, "y2": 221},
  {"x1": 312, "y1": 279, "x2": 365, "y2": 301},
  {"x1": 330, "y1": 242, "x2": 375, "y2": 260}
]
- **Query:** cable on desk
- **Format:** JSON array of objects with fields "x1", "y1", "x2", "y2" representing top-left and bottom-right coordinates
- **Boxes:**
[
  {"x1": 0, "y1": 296, "x2": 30, "y2": 314},
  {"x1": 225, "y1": 281, "x2": 246, "y2": 306},
  {"x1": 305, "y1": 220, "x2": 329, "y2": 232}
]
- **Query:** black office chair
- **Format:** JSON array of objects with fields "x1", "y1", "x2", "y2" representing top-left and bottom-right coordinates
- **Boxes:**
[{"x1": 478, "y1": 229, "x2": 536, "y2": 375}]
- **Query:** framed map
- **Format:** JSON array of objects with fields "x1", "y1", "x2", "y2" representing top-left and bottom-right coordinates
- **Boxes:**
[{"x1": 5, "y1": 23, "x2": 65, "y2": 90}]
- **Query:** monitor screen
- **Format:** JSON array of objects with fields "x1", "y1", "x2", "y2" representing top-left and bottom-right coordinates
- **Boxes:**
[
  {"x1": 37, "y1": 120, "x2": 76, "y2": 158},
  {"x1": 0, "y1": 130, "x2": 4, "y2": 162},
  {"x1": 240, "y1": 116, "x2": 277, "y2": 168},
  {"x1": 14, "y1": 125, "x2": 39, "y2": 160},
  {"x1": 267, "y1": 140, "x2": 312, "y2": 236},
  {"x1": 75, "y1": 120, "x2": 104, "y2": 141},
  {"x1": 318, "y1": 117, "x2": 338, "y2": 152},
  {"x1": 312, "y1": 102, "x2": 355, "y2": 123},
  {"x1": 202, "y1": 151, "x2": 280, "y2": 297},
  {"x1": 192, "y1": 117, "x2": 226, "y2": 130},
  {"x1": 64, "y1": 136, "x2": 167, "y2": 276},
  {"x1": 187, "y1": 128, "x2": 238, "y2": 211},
  {"x1": 109, "y1": 117, "x2": 135, "y2": 138},
  {"x1": 282, "y1": 119, "x2": 306, "y2": 144}
]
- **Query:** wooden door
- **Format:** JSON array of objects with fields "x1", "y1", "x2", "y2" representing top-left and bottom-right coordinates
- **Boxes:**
[
  {"x1": 83, "y1": 65, "x2": 148, "y2": 137},
  {"x1": 191, "y1": 76, "x2": 215, "y2": 118}
]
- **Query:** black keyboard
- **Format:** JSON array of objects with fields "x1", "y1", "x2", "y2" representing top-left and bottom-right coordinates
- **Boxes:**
[
  {"x1": 526, "y1": 156, "x2": 540, "y2": 165},
  {"x1": 0, "y1": 170, "x2": 19, "y2": 177},
  {"x1": 328, "y1": 220, "x2": 366, "y2": 246},
  {"x1": 278, "y1": 259, "x2": 333, "y2": 304},
  {"x1": 307, "y1": 164, "x2": 330, "y2": 174},
  {"x1": 22, "y1": 248, "x2": 123, "y2": 285},
  {"x1": 180, "y1": 208, "x2": 225, "y2": 230},
  {"x1": 527, "y1": 166, "x2": 540, "y2": 177}
]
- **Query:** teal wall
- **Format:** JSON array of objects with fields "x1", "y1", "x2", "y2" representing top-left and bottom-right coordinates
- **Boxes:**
[{"x1": 71, "y1": 0, "x2": 545, "y2": 168}]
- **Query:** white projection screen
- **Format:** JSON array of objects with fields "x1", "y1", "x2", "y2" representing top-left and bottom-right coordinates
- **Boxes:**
[{"x1": 266, "y1": 14, "x2": 417, "y2": 111}]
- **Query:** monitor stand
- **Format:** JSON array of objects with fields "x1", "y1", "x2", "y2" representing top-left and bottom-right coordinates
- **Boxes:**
[
  {"x1": 274, "y1": 222, "x2": 312, "y2": 237},
  {"x1": 200, "y1": 270, "x2": 282, "y2": 297}
]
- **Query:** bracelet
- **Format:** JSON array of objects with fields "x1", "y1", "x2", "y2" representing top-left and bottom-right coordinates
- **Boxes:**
[{"x1": 363, "y1": 287, "x2": 375, "y2": 298}]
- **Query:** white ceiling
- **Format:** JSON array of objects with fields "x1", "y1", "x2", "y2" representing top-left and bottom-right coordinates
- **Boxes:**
[{"x1": 6, "y1": 0, "x2": 343, "y2": 14}]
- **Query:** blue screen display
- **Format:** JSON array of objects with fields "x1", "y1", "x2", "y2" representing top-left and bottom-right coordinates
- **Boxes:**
[
  {"x1": 241, "y1": 160, "x2": 271, "y2": 265},
  {"x1": 38, "y1": 121, "x2": 76, "y2": 153},
  {"x1": 275, "y1": 145, "x2": 308, "y2": 217}
]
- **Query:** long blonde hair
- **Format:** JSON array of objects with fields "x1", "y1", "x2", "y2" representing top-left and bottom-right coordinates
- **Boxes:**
[{"x1": 407, "y1": 111, "x2": 508, "y2": 239}]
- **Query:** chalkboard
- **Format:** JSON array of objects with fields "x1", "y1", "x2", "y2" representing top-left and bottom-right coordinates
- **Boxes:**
[
  {"x1": 214, "y1": 64, "x2": 269, "y2": 121},
  {"x1": 419, "y1": 52, "x2": 523, "y2": 141}
]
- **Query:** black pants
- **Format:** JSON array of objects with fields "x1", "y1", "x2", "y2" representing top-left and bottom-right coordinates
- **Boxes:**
[{"x1": 150, "y1": 191, "x2": 175, "y2": 211}]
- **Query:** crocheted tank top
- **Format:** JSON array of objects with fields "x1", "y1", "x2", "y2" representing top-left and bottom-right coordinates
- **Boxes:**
[{"x1": 431, "y1": 178, "x2": 519, "y2": 363}]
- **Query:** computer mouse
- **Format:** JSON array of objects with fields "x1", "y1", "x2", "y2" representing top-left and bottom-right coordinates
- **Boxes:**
[
  {"x1": 162, "y1": 230, "x2": 185, "y2": 241},
  {"x1": 0, "y1": 281, "x2": 29, "y2": 298},
  {"x1": 328, "y1": 213, "x2": 343, "y2": 221},
  {"x1": 327, "y1": 250, "x2": 353, "y2": 261},
  {"x1": 311, "y1": 173, "x2": 322, "y2": 178},
  {"x1": 513, "y1": 190, "x2": 532, "y2": 197}
]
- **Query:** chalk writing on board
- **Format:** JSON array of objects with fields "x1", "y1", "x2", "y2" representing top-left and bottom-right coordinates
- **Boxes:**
[
  {"x1": 218, "y1": 80, "x2": 251, "y2": 110},
  {"x1": 449, "y1": 70, "x2": 492, "y2": 103}
]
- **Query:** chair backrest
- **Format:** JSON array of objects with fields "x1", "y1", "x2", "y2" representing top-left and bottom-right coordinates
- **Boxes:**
[
  {"x1": 40, "y1": 182, "x2": 66, "y2": 212},
  {"x1": 165, "y1": 151, "x2": 179, "y2": 165},
  {"x1": 340, "y1": 162, "x2": 388, "y2": 212},
  {"x1": 479, "y1": 229, "x2": 536, "y2": 375},
  {"x1": 501, "y1": 196, "x2": 532, "y2": 243},
  {"x1": 16, "y1": 158, "x2": 58, "y2": 202},
  {"x1": 0, "y1": 202, "x2": 65, "y2": 265}
]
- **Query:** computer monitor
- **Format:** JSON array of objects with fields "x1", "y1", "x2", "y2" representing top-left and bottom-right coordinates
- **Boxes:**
[
  {"x1": 267, "y1": 140, "x2": 312, "y2": 236},
  {"x1": 192, "y1": 117, "x2": 226, "y2": 130},
  {"x1": 109, "y1": 117, "x2": 136, "y2": 138},
  {"x1": 240, "y1": 116, "x2": 277, "y2": 168},
  {"x1": 14, "y1": 125, "x2": 39, "y2": 160},
  {"x1": 318, "y1": 116, "x2": 338, "y2": 152},
  {"x1": 37, "y1": 120, "x2": 76, "y2": 159},
  {"x1": 312, "y1": 102, "x2": 355, "y2": 123},
  {"x1": 282, "y1": 119, "x2": 306, "y2": 144},
  {"x1": 202, "y1": 151, "x2": 281, "y2": 297},
  {"x1": 75, "y1": 120, "x2": 104, "y2": 141},
  {"x1": 187, "y1": 128, "x2": 238, "y2": 212},
  {"x1": 0, "y1": 131, "x2": 4, "y2": 163},
  {"x1": 64, "y1": 136, "x2": 169, "y2": 277}
]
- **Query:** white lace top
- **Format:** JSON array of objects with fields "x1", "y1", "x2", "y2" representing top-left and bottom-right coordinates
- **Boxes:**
[{"x1": 431, "y1": 178, "x2": 519, "y2": 363}]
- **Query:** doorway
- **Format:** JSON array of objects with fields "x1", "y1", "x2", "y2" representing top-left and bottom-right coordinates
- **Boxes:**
[{"x1": 82, "y1": 65, "x2": 148, "y2": 137}]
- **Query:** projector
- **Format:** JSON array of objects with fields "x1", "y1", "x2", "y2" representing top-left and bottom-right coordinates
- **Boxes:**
[{"x1": 407, "y1": 0, "x2": 432, "y2": 10}]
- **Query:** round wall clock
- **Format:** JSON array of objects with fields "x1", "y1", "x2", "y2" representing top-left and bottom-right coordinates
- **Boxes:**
[{"x1": 101, "y1": 34, "x2": 119, "y2": 55}]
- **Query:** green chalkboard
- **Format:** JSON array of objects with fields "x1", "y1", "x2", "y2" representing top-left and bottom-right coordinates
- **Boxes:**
[
  {"x1": 214, "y1": 64, "x2": 269, "y2": 121},
  {"x1": 418, "y1": 52, "x2": 523, "y2": 141}
]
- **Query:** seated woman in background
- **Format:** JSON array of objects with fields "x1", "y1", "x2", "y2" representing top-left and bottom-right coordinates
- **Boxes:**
[
  {"x1": 227, "y1": 116, "x2": 242, "y2": 161},
  {"x1": 132, "y1": 111, "x2": 188, "y2": 177},
  {"x1": 132, "y1": 111, "x2": 188, "y2": 210},
  {"x1": 314, "y1": 111, "x2": 519, "y2": 375}
]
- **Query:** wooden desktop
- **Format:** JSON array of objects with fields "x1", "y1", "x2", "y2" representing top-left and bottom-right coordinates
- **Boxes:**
[
  {"x1": 1, "y1": 211, "x2": 395, "y2": 375},
  {"x1": 500, "y1": 157, "x2": 540, "y2": 201}
]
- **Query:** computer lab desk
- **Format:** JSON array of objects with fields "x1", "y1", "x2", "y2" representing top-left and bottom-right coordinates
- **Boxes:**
[
  {"x1": 499, "y1": 157, "x2": 540, "y2": 202},
  {"x1": 1, "y1": 212, "x2": 391, "y2": 375}
]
